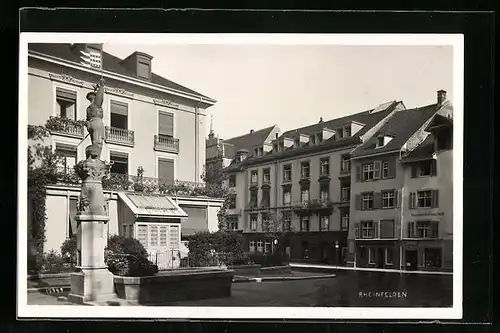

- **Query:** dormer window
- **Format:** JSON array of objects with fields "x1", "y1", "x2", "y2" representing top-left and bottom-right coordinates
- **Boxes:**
[
  {"x1": 137, "y1": 60, "x2": 151, "y2": 80},
  {"x1": 376, "y1": 135, "x2": 393, "y2": 148},
  {"x1": 294, "y1": 139, "x2": 300, "y2": 148},
  {"x1": 344, "y1": 126, "x2": 351, "y2": 137},
  {"x1": 310, "y1": 135, "x2": 316, "y2": 145},
  {"x1": 121, "y1": 52, "x2": 153, "y2": 81},
  {"x1": 377, "y1": 136, "x2": 384, "y2": 147},
  {"x1": 317, "y1": 132, "x2": 323, "y2": 143},
  {"x1": 337, "y1": 128, "x2": 344, "y2": 138}
]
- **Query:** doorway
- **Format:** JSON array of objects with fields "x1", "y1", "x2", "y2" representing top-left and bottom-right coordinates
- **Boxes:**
[
  {"x1": 377, "y1": 247, "x2": 385, "y2": 268},
  {"x1": 405, "y1": 250, "x2": 418, "y2": 271}
]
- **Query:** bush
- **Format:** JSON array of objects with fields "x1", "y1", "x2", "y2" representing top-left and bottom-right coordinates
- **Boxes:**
[
  {"x1": 60, "y1": 236, "x2": 77, "y2": 266},
  {"x1": 187, "y1": 231, "x2": 248, "y2": 267},
  {"x1": 105, "y1": 235, "x2": 158, "y2": 277},
  {"x1": 247, "y1": 252, "x2": 288, "y2": 267},
  {"x1": 31, "y1": 250, "x2": 75, "y2": 274}
]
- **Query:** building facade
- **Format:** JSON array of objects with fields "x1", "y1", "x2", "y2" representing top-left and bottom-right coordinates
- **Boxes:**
[
  {"x1": 223, "y1": 100, "x2": 407, "y2": 264},
  {"x1": 348, "y1": 90, "x2": 454, "y2": 271},
  {"x1": 27, "y1": 43, "x2": 224, "y2": 268}
]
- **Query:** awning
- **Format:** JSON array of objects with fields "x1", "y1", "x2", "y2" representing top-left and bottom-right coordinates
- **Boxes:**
[{"x1": 118, "y1": 192, "x2": 188, "y2": 219}]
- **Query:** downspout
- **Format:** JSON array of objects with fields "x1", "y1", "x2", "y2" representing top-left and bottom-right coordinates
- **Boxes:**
[
  {"x1": 195, "y1": 97, "x2": 203, "y2": 185},
  {"x1": 399, "y1": 148, "x2": 404, "y2": 271}
]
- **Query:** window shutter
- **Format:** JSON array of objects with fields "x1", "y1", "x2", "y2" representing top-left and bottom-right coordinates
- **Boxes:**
[
  {"x1": 409, "y1": 192, "x2": 415, "y2": 209},
  {"x1": 373, "y1": 161, "x2": 381, "y2": 179},
  {"x1": 431, "y1": 159, "x2": 437, "y2": 176},
  {"x1": 411, "y1": 164, "x2": 417, "y2": 178},
  {"x1": 355, "y1": 165, "x2": 361, "y2": 182},
  {"x1": 355, "y1": 194, "x2": 361, "y2": 210},
  {"x1": 158, "y1": 158, "x2": 174, "y2": 185},
  {"x1": 158, "y1": 111, "x2": 174, "y2": 136},
  {"x1": 432, "y1": 190, "x2": 439, "y2": 208},
  {"x1": 110, "y1": 100, "x2": 128, "y2": 116},
  {"x1": 56, "y1": 87, "x2": 77, "y2": 102},
  {"x1": 407, "y1": 221, "x2": 415, "y2": 238},
  {"x1": 373, "y1": 192, "x2": 382, "y2": 209},
  {"x1": 387, "y1": 158, "x2": 396, "y2": 178},
  {"x1": 432, "y1": 221, "x2": 439, "y2": 238},
  {"x1": 354, "y1": 222, "x2": 360, "y2": 238},
  {"x1": 394, "y1": 189, "x2": 400, "y2": 208}
]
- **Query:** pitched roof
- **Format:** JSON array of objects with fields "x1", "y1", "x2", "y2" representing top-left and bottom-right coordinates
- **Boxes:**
[
  {"x1": 222, "y1": 125, "x2": 277, "y2": 153},
  {"x1": 28, "y1": 43, "x2": 213, "y2": 101},
  {"x1": 223, "y1": 101, "x2": 401, "y2": 170},
  {"x1": 351, "y1": 103, "x2": 439, "y2": 159},
  {"x1": 401, "y1": 135, "x2": 435, "y2": 162}
]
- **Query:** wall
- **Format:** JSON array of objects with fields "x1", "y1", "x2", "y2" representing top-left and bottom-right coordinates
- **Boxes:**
[{"x1": 28, "y1": 57, "x2": 210, "y2": 183}]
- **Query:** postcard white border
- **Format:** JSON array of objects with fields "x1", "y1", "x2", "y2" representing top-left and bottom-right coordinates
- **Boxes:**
[{"x1": 18, "y1": 33, "x2": 463, "y2": 320}]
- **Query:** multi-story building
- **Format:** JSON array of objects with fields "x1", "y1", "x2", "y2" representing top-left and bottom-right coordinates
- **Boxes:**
[
  {"x1": 223, "y1": 100, "x2": 406, "y2": 264},
  {"x1": 27, "y1": 43, "x2": 224, "y2": 267},
  {"x1": 348, "y1": 90, "x2": 453, "y2": 271}
]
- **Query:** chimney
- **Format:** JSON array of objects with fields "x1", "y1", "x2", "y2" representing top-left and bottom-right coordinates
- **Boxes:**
[
  {"x1": 437, "y1": 90, "x2": 447, "y2": 106},
  {"x1": 250, "y1": 129, "x2": 254, "y2": 133},
  {"x1": 319, "y1": 117, "x2": 323, "y2": 123}
]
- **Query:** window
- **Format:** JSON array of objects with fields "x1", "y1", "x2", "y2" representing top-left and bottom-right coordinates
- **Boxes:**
[
  {"x1": 310, "y1": 135, "x2": 316, "y2": 145},
  {"x1": 56, "y1": 87, "x2": 77, "y2": 120},
  {"x1": 55, "y1": 144, "x2": 77, "y2": 173},
  {"x1": 337, "y1": 128, "x2": 344, "y2": 138},
  {"x1": 320, "y1": 185, "x2": 329, "y2": 203},
  {"x1": 229, "y1": 175, "x2": 236, "y2": 187},
  {"x1": 282, "y1": 211, "x2": 292, "y2": 231},
  {"x1": 379, "y1": 219, "x2": 395, "y2": 238},
  {"x1": 363, "y1": 163, "x2": 375, "y2": 180},
  {"x1": 88, "y1": 49, "x2": 102, "y2": 68},
  {"x1": 341, "y1": 185, "x2": 350, "y2": 202},
  {"x1": 110, "y1": 100, "x2": 128, "y2": 129},
  {"x1": 251, "y1": 170, "x2": 258, "y2": 185},
  {"x1": 158, "y1": 111, "x2": 174, "y2": 137},
  {"x1": 158, "y1": 158, "x2": 174, "y2": 186},
  {"x1": 250, "y1": 215, "x2": 258, "y2": 231},
  {"x1": 301, "y1": 188, "x2": 310, "y2": 203},
  {"x1": 424, "y1": 248, "x2": 442, "y2": 267},
  {"x1": 149, "y1": 226, "x2": 158, "y2": 246},
  {"x1": 368, "y1": 248, "x2": 376, "y2": 264},
  {"x1": 110, "y1": 152, "x2": 128, "y2": 175},
  {"x1": 341, "y1": 155, "x2": 351, "y2": 173},
  {"x1": 385, "y1": 248, "x2": 393, "y2": 265},
  {"x1": 169, "y1": 226, "x2": 180, "y2": 249},
  {"x1": 227, "y1": 217, "x2": 238, "y2": 231},
  {"x1": 341, "y1": 213, "x2": 349, "y2": 231},
  {"x1": 320, "y1": 158, "x2": 330, "y2": 176},
  {"x1": 301, "y1": 161, "x2": 310, "y2": 179},
  {"x1": 437, "y1": 128, "x2": 452, "y2": 150},
  {"x1": 357, "y1": 221, "x2": 377, "y2": 239},
  {"x1": 137, "y1": 225, "x2": 148, "y2": 248},
  {"x1": 362, "y1": 192, "x2": 374, "y2": 210},
  {"x1": 410, "y1": 190, "x2": 439, "y2": 209},
  {"x1": 137, "y1": 60, "x2": 151, "y2": 79},
  {"x1": 294, "y1": 139, "x2": 300, "y2": 148},
  {"x1": 382, "y1": 161, "x2": 389, "y2": 178},
  {"x1": 264, "y1": 241, "x2": 272, "y2": 254},
  {"x1": 283, "y1": 189, "x2": 291, "y2": 206},
  {"x1": 320, "y1": 215, "x2": 330, "y2": 231},
  {"x1": 263, "y1": 168, "x2": 271, "y2": 184},
  {"x1": 300, "y1": 216, "x2": 310, "y2": 231},
  {"x1": 416, "y1": 221, "x2": 439, "y2": 238},
  {"x1": 283, "y1": 165, "x2": 292, "y2": 182},
  {"x1": 256, "y1": 240, "x2": 263, "y2": 253},
  {"x1": 261, "y1": 189, "x2": 270, "y2": 208},
  {"x1": 412, "y1": 160, "x2": 437, "y2": 178},
  {"x1": 159, "y1": 226, "x2": 167, "y2": 247},
  {"x1": 344, "y1": 126, "x2": 351, "y2": 137},
  {"x1": 249, "y1": 240, "x2": 256, "y2": 252},
  {"x1": 249, "y1": 190, "x2": 258, "y2": 208},
  {"x1": 376, "y1": 136, "x2": 385, "y2": 147},
  {"x1": 382, "y1": 190, "x2": 395, "y2": 208},
  {"x1": 417, "y1": 190, "x2": 433, "y2": 208}
]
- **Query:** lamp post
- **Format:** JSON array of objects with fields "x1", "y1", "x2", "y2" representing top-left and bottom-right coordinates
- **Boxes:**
[{"x1": 335, "y1": 240, "x2": 340, "y2": 266}]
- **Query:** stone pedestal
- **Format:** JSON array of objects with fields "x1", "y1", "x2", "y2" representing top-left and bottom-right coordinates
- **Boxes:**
[
  {"x1": 67, "y1": 214, "x2": 116, "y2": 304},
  {"x1": 67, "y1": 156, "x2": 116, "y2": 304}
]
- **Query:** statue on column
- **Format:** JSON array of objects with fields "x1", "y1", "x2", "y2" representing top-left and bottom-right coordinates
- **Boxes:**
[{"x1": 85, "y1": 78, "x2": 106, "y2": 159}]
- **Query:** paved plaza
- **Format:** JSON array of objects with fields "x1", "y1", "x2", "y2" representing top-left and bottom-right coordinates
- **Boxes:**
[{"x1": 28, "y1": 270, "x2": 453, "y2": 307}]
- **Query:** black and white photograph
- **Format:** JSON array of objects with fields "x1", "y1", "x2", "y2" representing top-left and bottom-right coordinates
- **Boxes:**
[{"x1": 18, "y1": 33, "x2": 463, "y2": 319}]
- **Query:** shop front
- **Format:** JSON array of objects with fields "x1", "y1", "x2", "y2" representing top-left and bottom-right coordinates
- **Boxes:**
[
  {"x1": 401, "y1": 239, "x2": 449, "y2": 271},
  {"x1": 355, "y1": 240, "x2": 400, "y2": 269}
]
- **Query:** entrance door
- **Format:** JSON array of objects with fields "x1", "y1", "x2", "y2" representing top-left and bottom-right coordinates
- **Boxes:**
[
  {"x1": 405, "y1": 250, "x2": 418, "y2": 271},
  {"x1": 377, "y1": 247, "x2": 385, "y2": 268}
]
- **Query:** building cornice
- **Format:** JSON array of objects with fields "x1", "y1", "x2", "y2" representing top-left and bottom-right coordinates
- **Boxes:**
[
  {"x1": 28, "y1": 50, "x2": 217, "y2": 106},
  {"x1": 350, "y1": 149, "x2": 401, "y2": 161}
]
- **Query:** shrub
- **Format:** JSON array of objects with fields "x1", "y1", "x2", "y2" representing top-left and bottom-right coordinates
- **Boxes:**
[
  {"x1": 60, "y1": 236, "x2": 77, "y2": 266},
  {"x1": 247, "y1": 252, "x2": 288, "y2": 267},
  {"x1": 187, "y1": 231, "x2": 248, "y2": 267},
  {"x1": 105, "y1": 235, "x2": 158, "y2": 277}
]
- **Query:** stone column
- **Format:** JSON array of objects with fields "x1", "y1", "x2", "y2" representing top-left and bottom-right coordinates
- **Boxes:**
[{"x1": 67, "y1": 157, "x2": 116, "y2": 304}]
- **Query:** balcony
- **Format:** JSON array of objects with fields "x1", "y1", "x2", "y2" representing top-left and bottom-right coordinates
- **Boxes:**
[
  {"x1": 105, "y1": 126, "x2": 135, "y2": 147},
  {"x1": 154, "y1": 134, "x2": 180, "y2": 154},
  {"x1": 46, "y1": 116, "x2": 85, "y2": 138}
]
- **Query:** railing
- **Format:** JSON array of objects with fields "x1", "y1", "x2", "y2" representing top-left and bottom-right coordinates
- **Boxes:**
[
  {"x1": 105, "y1": 126, "x2": 134, "y2": 146},
  {"x1": 47, "y1": 116, "x2": 85, "y2": 138},
  {"x1": 154, "y1": 134, "x2": 179, "y2": 154}
]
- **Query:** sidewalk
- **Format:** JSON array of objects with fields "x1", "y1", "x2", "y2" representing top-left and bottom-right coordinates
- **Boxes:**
[{"x1": 290, "y1": 262, "x2": 453, "y2": 275}]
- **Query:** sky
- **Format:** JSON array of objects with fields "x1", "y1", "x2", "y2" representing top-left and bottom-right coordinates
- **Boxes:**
[{"x1": 104, "y1": 44, "x2": 453, "y2": 140}]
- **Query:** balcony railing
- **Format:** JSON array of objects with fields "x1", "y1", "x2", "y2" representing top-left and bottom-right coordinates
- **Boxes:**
[
  {"x1": 53, "y1": 168, "x2": 215, "y2": 197},
  {"x1": 47, "y1": 116, "x2": 85, "y2": 138},
  {"x1": 105, "y1": 126, "x2": 134, "y2": 146},
  {"x1": 154, "y1": 134, "x2": 180, "y2": 154}
]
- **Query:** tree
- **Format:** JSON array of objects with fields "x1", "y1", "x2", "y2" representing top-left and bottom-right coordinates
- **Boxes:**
[
  {"x1": 262, "y1": 210, "x2": 295, "y2": 255},
  {"x1": 200, "y1": 163, "x2": 233, "y2": 231}
]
